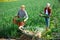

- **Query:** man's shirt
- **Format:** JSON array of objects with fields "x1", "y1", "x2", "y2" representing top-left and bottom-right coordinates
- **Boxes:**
[{"x1": 18, "y1": 9, "x2": 28, "y2": 21}]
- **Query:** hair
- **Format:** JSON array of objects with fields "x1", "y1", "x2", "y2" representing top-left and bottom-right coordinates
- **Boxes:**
[{"x1": 47, "y1": 3, "x2": 50, "y2": 6}]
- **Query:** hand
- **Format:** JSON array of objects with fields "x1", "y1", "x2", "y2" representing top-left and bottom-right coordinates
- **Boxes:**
[
  {"x1": 40, "y1": 14, "x2": 43, "y2": 16},
  {"x1": 23, "y1": 20, "x2": 26, "y2": 23},
  {"x1": 50, "y1": 14, "x2": 51, "y2": 17}
]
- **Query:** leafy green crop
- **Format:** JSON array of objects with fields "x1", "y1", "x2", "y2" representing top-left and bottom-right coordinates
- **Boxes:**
[
  {"x1": 16, "y1": 17, "x2": 24, "y2": 22},
  {"x1": 0, "y1": 0, "x2": 60, "y2": 38}
]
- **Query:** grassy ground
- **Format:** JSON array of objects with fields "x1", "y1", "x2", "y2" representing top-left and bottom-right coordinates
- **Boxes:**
[{"x1": 0, "y1": 0, "x2": 60, "y2": 38}]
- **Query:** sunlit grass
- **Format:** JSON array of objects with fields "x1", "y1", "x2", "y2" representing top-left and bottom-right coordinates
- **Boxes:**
[{"x1": 0, "y1": 0, "x2": 17, "y2": 2}]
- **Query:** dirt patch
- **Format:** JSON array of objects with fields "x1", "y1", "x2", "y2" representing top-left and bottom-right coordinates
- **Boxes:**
[{"x1": 0, "y1": 39, "x2": 15, "y2": 40}]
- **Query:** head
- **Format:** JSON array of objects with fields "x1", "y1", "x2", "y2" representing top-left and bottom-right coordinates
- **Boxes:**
[
  {"x1": 46, "y1": 3, "x2": 50, "y2": 8},
  {"x1": 21, "y1": 5, "x2": 25, "y2": 10}
]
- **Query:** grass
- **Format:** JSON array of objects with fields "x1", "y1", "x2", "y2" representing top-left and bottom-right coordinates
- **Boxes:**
[
  {"x1": 0, "y1": 0, "x2": 17, "y2": 2},
  {"x1": 0, "y1": 0, "x2": 60, "y2": 38}
]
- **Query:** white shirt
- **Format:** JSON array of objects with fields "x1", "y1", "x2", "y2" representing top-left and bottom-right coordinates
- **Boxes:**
[{"x1": 46, "y1": 9, "x2": 48, "y2": 15}]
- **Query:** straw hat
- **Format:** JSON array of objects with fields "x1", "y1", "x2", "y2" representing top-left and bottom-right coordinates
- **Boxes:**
[{"x1": 21, "y1": 5, "x2": 25, "y2": 8}]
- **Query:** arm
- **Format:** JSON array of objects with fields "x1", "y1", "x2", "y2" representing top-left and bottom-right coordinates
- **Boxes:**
[
  {"x1": 49, "y1": 7, "x2": 52, "y2": 16},
  {"x1": 17, "y1": 11, "x2": 20, "y2": 18},
  {"x1": 50, "y1": 8, "x2": 52, "y2": 16},
  {"x1": 24, "y1": 10, "x2": 28, "y2": 22}
]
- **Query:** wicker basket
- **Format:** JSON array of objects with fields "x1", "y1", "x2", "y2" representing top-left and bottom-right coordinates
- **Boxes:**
[{"x1": 13, "y1": 16, "x2": 25, "y2": 26}]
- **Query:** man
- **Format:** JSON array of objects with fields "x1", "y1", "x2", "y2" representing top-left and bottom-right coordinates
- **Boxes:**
[
  {"x1": 17, "y1": 5, "x2": 28, "y2": 30},
  {"x1": 44, "y1": 3, "x2": 51, "y2": 31}
]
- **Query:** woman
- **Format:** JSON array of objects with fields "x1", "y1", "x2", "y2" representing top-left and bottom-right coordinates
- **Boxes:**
[{"x1": 44, "y1": 3, "x2": 51, "y2": 31}]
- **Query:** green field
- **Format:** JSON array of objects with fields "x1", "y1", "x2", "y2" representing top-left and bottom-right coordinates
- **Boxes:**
[{"x1": 0, "y1": 0, "x2": 60, "y2": 38}]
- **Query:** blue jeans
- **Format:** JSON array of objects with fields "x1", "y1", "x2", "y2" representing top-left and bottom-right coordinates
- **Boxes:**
[{"x1": 45, "y1": 18, "x2": 50, "y2": 28}]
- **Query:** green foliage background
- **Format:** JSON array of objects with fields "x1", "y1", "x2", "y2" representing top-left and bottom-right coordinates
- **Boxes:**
[{"x1": 0, "y1": 0, "x2": 60, "y2": 38}]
